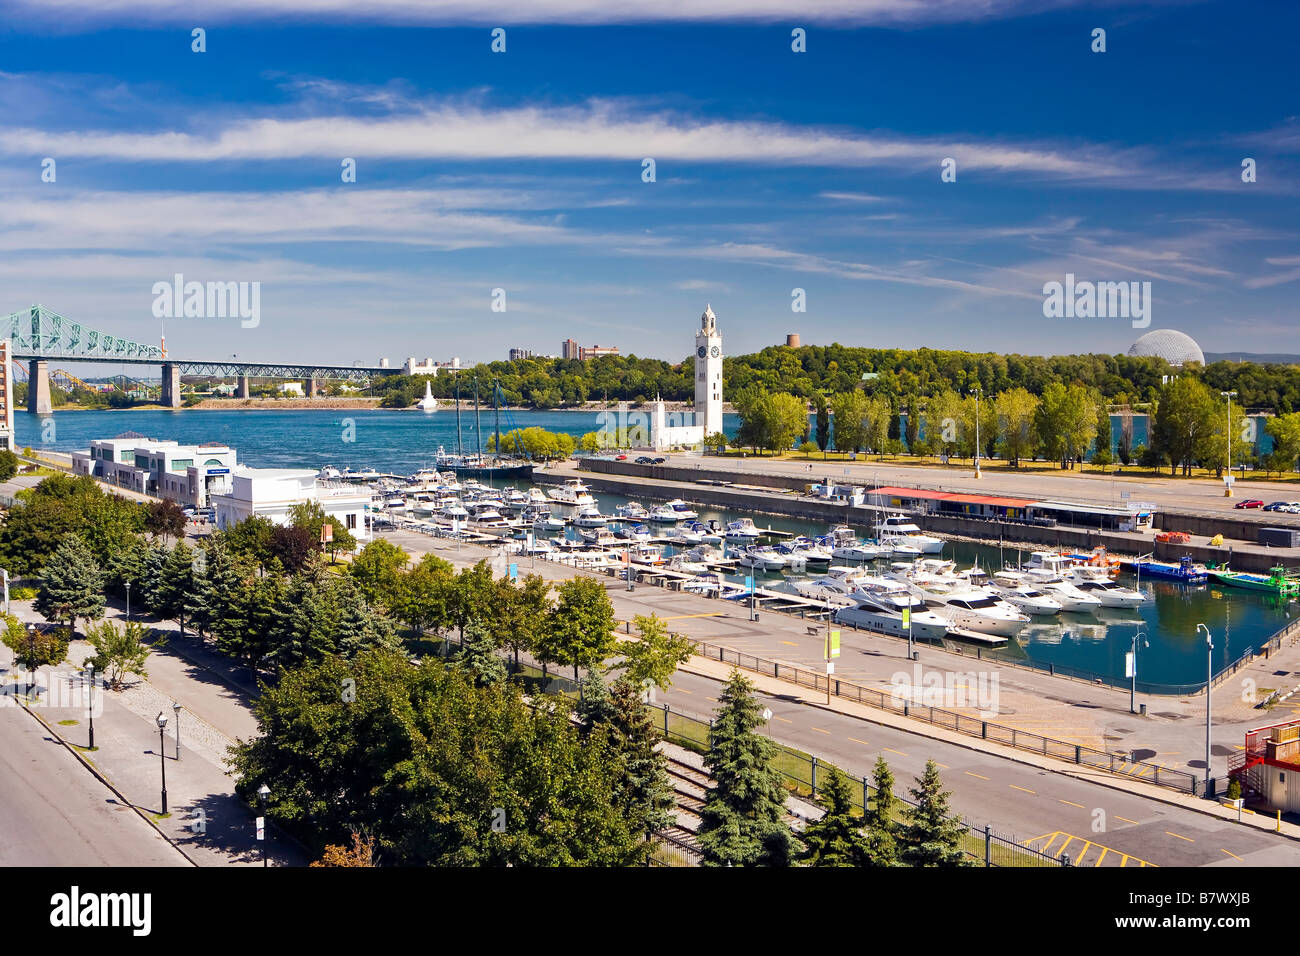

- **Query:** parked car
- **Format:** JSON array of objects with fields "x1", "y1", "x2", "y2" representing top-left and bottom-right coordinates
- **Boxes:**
[
  {"x1": 652, "y1": 457, "x2": 666, "y2": 464},
  {"x1": 615, "y1": 454, "x2": 628, "y2": 460},
  {"x1": 1235, "y1": 499, "x2": 1265, "y2": 509},
  {"x1": 635, "y1": 456, "x2": 654, "y2": 464},
  {"x1": 1263, "y1": 501, "x2": 1292, "y2": 512}
]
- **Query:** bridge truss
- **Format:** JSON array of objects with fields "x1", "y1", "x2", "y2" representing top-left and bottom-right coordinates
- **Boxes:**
[{"x1": 4, "y1": 304, "x2": 163, "y2": 360}]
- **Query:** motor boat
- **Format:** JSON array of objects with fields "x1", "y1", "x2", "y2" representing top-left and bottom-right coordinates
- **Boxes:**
[
  {"x1": 580, "y1": 527, "x2": 619, "y2": 547},
  {"x1": 793, "y1": 567, "x2": 875, "y2": 606},
  {"x1": 877, "y1": 513, "x2": 945, "y2": 554},
  {"x1": 467, "y1": 505, "x2": 510, "y2": 530},
  {"x1": 663, "y1": 526, "x2": 703, "y2": 547},
  {"x1": 736, "y1": 545, "x2": 787, "y2": 573},
  {"x1": 1059, "y1": 569, "x2": 1147, "y2": 607},
  {"x1": 613, "y1": 523, "x2": 652, "y2": 542},
  {"x1": 920, "y1": 587, "x2": 1030, "y2": 637},
  {"x1": 648, "y1": 504, "x2": 681, "y2": 523},
  {"x1": 668, "y1": 554, "x2": 713, "y2": 575},
  {"x1": 685, "y1": 543, "x2": 725, "y2": 565},
  {"x1": 1024, "y1": 574, "x2": 1104, "y2": 613},
  {"x1": 666, "y1": 499, "x2": 700, "y2": 520},
  {"x1": 572, "y1": 507, "x2": 609, "y2": 529},
  {"x1": 614, "y1": 501, "x2": 650, "y2": 521},
  {"x1": 778, "y1": 537, "x2": 832, "y2": 568},
  {"x1": 724, "y1": 518, "x2": 761, "y2": 543},
  {"x1": 989, "y1": 572, "x2": 1063, "y2": 616},
  {"x1": 440, "y1": 499, "x2": 469, "y2": 520},
  {"x1": 832, "y1": 576, "x2": 952, "y2": 640},
  {"x1": 547, "y1": 478, "x2": 596, "y2": 507},
  {"x1": 688, "y1": 521, "x2": 723, "y2": 544},
  {"x1": 824, "y1": 527, "x2": 888, "y2": 562},
  {"x1": 530, "y1": 510, "x2": 566, "y2": 533},
  {"x1": 628, "y1": 542, "x2": 666, "y2": 565}
]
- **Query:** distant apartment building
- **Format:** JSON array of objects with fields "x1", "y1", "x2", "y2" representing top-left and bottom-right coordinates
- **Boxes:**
[
  {"x1": 509, "y1": 348, "x2": 534, "y2": 361},
  {"x1": 403, "y1": 356, "x2": 462, "y2": 376},
  {"x1": 561, "y1": 339, "x2": 580, "y2": 360},
  {"x1": 579, "y1": 345, "x2": 620, "y2": 360}
]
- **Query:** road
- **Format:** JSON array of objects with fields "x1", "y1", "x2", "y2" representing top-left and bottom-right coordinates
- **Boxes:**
[
  {"x1": 0, "y1": 706, "x2": 187, "y2": 866},
  {"x1": 656, "y1": 666, "x2": 1300, "y2": 867}
]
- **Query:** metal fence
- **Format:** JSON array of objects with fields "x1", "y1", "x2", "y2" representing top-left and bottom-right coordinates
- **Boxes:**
[{"x1": 689, "y1": 639, "x2": 1202, "y2": 795}]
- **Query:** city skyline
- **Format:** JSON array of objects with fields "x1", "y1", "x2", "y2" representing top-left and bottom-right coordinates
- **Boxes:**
[{"x1": 0, "y1": 1, "x2": 1296, "y2": 367}]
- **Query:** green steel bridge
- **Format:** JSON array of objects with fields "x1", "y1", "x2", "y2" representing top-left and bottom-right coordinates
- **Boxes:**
[{"x1": 5, "y1": 305, "x2": 400, "y2": 412}]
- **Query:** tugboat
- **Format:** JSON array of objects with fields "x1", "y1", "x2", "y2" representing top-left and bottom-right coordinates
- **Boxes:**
[
  {"x1": 1209, "y1": 565, "x2": 1300, "y2": 595},
  {"x1": 1131, "y1": 554, "x2": 1208, "y2": 584}
]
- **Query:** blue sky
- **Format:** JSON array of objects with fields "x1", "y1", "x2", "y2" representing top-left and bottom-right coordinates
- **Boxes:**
[{"x1": 0, "y1": 0, "x2": 1296, "y2": 367}]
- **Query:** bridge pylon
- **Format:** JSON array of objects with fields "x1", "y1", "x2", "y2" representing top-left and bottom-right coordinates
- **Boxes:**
[{"x1": 27, "y1": 359, "x2": 51, "y2": 415}]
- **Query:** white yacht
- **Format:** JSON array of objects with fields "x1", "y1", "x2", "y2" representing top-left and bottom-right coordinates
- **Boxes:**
[
  {"x1": 530, "y1": 510, "x2": 566, "y2": 533},
  {"x1": 547, "y1": 478, "x2": 596, "y2": 507},
  {"x1": 1060, "y1": 569, "x2": 1147, "y2": 608},
  {"x1": 877, "y1": 514, "x2": 945, "y2": 554},
  {"x1": 572, "y1": 506, "x2": 608, "y2": 529},
  {"x1": 614, "y1": 501, "x2": 650, "y2": 521},
  {"x1": 832, "y1": 575, "x2": 952, "y2": 641},
  {"x1": 736, "y1": 545, "x2": 787, "y2": 573},
  {"x1": 687, "y1": 521, "x2": 723, "y2": 544},
  {"x1": 614, "y1": 523, "x2": 652, "y2": 542},
  {"x1": 666, "y1": 499, "x2": 700, "y2": 520},
  {"x1": 628, "y1": 542, "x2": 666, "y2": 565},
  {"x1": 580, "y1": 527, "x2": 620, "y2": 547},
  {"x1": 686, "y1": 543, "x2": 726, "y2": 565},
  {"x1": 440, "y1": 499, "x2": 469, "y2": 520},
  {"x1": 778, "y1": 537, "x2": 832, "y2": 568},
  {"x1": 989, "y1": 572, "x2": 1063, "y2": 616},
  {"x1": 921, "y1": 587, "x2": 1031, "y2": 637},
  {"x1": 793, "y1": 566, "x2": 875, "y2": 606},
  {"x1": 824, "y1": 527, "x2": 888, "y2": 562},
  {"x1": 724, "y1": 518, "x2": 761, "y2": 543},
  {"x1": 467, "y1": 504, "x2": 510, "y2": 529},
  {"x1": 668, "y1": 554, "x2": 713, "y2": 575},
  {"x1": 648, "y1": 504, "x2": 681, "y2": 524},
  {"x1": 1024, "y1": 573, "x2": 1104, "y2": 613}
]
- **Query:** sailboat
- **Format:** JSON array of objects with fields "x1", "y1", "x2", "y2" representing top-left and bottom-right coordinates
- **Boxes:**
[
  {"x1": 416, "y1": 381, "x2": 438, "y2": 412},
  {"x1": 434, "y1": 375, "x2": 535, "y2": 479}
]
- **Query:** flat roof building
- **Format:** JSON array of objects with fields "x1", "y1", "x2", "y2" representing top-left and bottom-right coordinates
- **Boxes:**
[{"x1": 212, "y1": 468, "x2": 370, "y2": 543}]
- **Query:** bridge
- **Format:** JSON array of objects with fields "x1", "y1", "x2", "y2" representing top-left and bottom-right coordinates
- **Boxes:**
[{"x1": 5, "y1": 305, "x2": 400, "y2": 413}]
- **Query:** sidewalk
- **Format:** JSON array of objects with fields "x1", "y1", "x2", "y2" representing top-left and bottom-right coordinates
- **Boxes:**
[{"x1": 1, "y1": 610, "x2": 304, "y2": 867}]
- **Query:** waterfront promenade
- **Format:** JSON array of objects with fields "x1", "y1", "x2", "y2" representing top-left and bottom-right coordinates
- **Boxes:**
[{"x1": 373, "y1": 524, "x2": 1300, "y2": 789}]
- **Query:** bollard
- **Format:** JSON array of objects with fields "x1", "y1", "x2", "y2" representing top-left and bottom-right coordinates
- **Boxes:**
[
  {"x1": 1140, "y1": 703, "x2": 1147, "y2": 716},
  {"x1": 981, "y1": 721, "x2": 988, "y2": 739},
  {"x1": 1074, "y1": 745, "x2": 1081, "y2": 764}
]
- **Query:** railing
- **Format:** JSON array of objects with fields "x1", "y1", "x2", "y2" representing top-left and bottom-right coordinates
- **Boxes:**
[{"x1": 688, "y1": 639, "x2": 1201, "y2": 796}]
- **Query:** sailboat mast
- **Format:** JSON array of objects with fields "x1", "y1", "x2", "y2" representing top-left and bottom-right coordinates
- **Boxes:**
[
  {"x1": 474, "y1": 377, "x2": 482, "y2": 458},
  {"x1": 494, "y1": 380, "x2": 501, "y2": 460},
  {"x1": 455, "y1": 372, "x2": 462, "y2": 456}
]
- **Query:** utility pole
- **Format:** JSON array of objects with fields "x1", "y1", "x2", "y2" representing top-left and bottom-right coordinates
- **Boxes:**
[{"x1": 1221, "y1": 391, "x2": 1237, "y2": 497}]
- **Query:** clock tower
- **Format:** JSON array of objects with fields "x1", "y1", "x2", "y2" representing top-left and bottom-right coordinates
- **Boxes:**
[{"x1": 694, "y1": 304, "x2": 723, "y2": 438}]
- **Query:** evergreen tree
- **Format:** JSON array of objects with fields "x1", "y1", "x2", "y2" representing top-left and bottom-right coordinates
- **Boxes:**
[
  {"x1": 34, "y1": 533, "x2": 105, "y2": 639},
  {"x1": 333, "y1": 576, "x2": 398, "y2": 659},
  {"x1": 904, "y1": 396, "x2": 920, "y2": 452},
  {"x1": 814, "y1": 393, "x2": 830, "y2": 452},
  {"x1": 139, "y1": 541, "x2": 168, "y2": 614},
  {"x1": 800, "y1": 765, "x2": 869, "y2": 867},
  {"x1": 454, "y1": 618, "x2": 507, "y2": 687},
  {"x1": 575, "y1": 664, "x2": 615, "y2": 726},
  {"x1": 156, "y1": 542, "x2": 195, "y2": 632},
  {"x1": 697, "y1": 670, "x2": 801, "y2": 867},
  {"x1": 900, "y1": 760, "x2": 971, "y2": 867},
  {"x1": 865, "y1": 756, "x2": 900, "y2": 866}
]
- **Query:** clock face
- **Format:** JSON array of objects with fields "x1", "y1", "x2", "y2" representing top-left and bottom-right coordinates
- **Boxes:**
[
  {"x1": 697, "y1": 346, "x2": 707, "y2": 359},
  {"x1": 710, "y1": 346, "x2": 721, "y2": 358}
]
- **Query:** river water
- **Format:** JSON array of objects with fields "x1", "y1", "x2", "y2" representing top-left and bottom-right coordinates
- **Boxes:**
[{"x1": 17, "y1": 407, "x2": 1294, "y2": 687}]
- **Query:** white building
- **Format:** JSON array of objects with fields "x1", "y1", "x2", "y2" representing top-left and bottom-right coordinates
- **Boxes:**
[
  {"x1": 72, "y1": 435, "x2": 238, "y2": 507},
  {"x1": 211, "y1": 468, "x2": 370, "y2": 544},
  {"x1": 277, "y1": 382, "x2": 305, "y2": 397},
  {"x1": 403, "y1": 356, "x2": 461, "y2": 376}
]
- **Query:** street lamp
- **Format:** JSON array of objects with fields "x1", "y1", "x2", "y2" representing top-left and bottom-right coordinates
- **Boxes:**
[
  {"x1": 172, "y1": 701, "x2": 181, "y2": 760},
  {"x1": 86, "y1": 665, "x2": 96, "y2": 749},
  {"x1": 972, "y1": 386, "x2": 982, "y2": 478},
  {"x1": 257, "y1": 783, "x2": 271, "y2": 867},
  {"x1": 25, "y1": 623, "x2": 35, "y2": 698},
  {"x1": 1197, "y1": 623, "x2": 1213, "y2": 792},
  {"x1": 1220, "y1": 391, "x2": 1238, "y2": 496},
  {"x1": 125, "y1": 580, "x2": 131, "y2": 620},
  {"x1": 155, "y1": 712, "x2": 169, "y2": 814},
  {"x1": 1127, "y1": 629, "x2": 1149, "y2": 715}
]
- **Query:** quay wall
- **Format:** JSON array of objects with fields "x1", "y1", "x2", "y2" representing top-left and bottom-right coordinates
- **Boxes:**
[{"x1": 554, "y1": 463, "x2": 1299, "y2": 573}]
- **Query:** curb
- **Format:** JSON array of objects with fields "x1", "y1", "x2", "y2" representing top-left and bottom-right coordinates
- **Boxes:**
[
  {"x1": 15, "y1": 696, "x2": 200, "y2": 867},
  {"x1": 678, "y1": 654, "x2": 1300, "y2": 846}
]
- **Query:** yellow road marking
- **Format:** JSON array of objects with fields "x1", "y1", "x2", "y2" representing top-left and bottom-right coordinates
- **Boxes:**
[
  {"x1": 811, "y1": 727, "x2": 831, "y2": 735},
  {"x1": 933, "y1": 762, "x2": 949, "y2": 769},
  {"x1": 1056, "y1": 836, "x2": 1075, "y2": 857},
  {"x1": 883, "y1": 747, "x2": 908, "y2": 757},
  {"x1": 780, "y1": 641, "x2": 799, "y2": 646},
  {"x1": 847, "y1": 737, "x2": 871, "y2": 746},
  {"x1": 1221, "y1": 848, "x2": 1243, "y2": 861},
  {"x1": 659, "y1": 613, "x2": 727, "y2": 620},
  {"x1": 1116, "y1": 815, "x2": 1139, "y2": 825},
  {"x1": 1096, "y1": 847, "x2": 1109, "y2": 866},
  {"x1": 674, "y1": 688, "x2": 693, "y2": 694},
  {"x1": 1009, "y1": 784, "x2": 1036, "y2": 795},
  {"x1": 1074, "y1": 841, "x2": 1095, "y2": 866},
  {"x1": 1166, "y1": 831, "x2": 1194, "y2": 843},
  {"x1": 1120, "y1": 854, "x2": 1130, "y2": 867},
  {"x1": 1059, "y1": 799, "x2": 1085, "y2": 809},
  {"x1": 774, "y1": 716, "x2": 793, "y2": 723},
  {"x1": 965, "y1": 771, "x2": 990, "y2": 781},
  {"x1": 1042, "y1": 833, "x2": 1066, "y2": 855},
  {"x1": 1025, "y1": 831, "x2": 1056, "y2": 845}
]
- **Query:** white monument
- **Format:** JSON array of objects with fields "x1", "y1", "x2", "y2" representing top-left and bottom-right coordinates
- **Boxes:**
[{"x1": 694, "y1": 304, "x2": 723, "y2": 439}]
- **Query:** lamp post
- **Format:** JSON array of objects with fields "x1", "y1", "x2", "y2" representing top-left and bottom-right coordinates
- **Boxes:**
[
  {"x1": 155, "y1": 712, "x2": 169, "y2": 814},
  {"x1": 172, "y1": 701, "x2": 181, "y2": 760},
  {"x1": 26, "y1": 623, "x2": 35, "y2": 698},
  {"x1": 1197, "y1": 623, "x2": 1213, "y2": 792},
  {"x1": 86, "y1": 665, "x2": 95, "y2": 749},
  {"x1": 125, "y1": 580, "x2": 131, "y2": 620},
  {"x1": 1220, "y1": 391, "x2": 1237, "y2": 496},
  {"x1": 1127, "y1": 629, "x2": 1148, "y2": 715},
  {"x1": 973, "y1": 386, "x2": 982, "y2": 478},
  {"x1": 257, "y1": 783, "x2": 271, "y2": 867}
]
